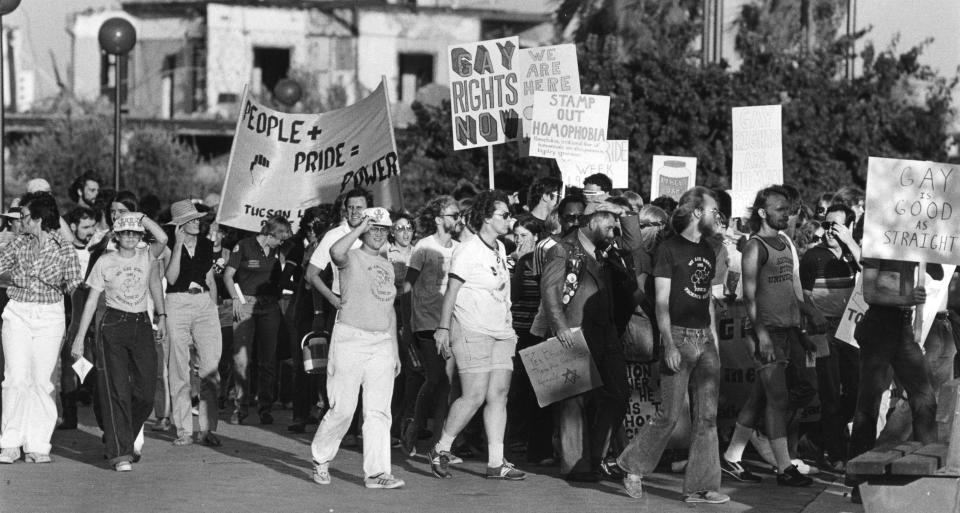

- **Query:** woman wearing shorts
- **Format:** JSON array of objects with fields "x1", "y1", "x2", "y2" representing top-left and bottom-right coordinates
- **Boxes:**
[{"x1": 430, "y1": 190, "x2": 525, "y2": 481}]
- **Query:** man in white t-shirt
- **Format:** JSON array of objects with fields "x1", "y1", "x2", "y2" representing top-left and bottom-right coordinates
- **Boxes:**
[
  {"x1": 398, "y1": 195, "x2": 462, "y2": 456},
  {"x1": 305, "y1": 188, "x2": 371, "y2": 313}
]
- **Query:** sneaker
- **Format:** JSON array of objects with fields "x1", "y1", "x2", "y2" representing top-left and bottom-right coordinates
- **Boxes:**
[
  {"x1": 486, "y1": 461, "x2": 526, "y2": 480},
  {"x1": 428, "y1": 448, "x2": 451, "y2": 479},
  {"x1": 448, "y1": 454, "x2": 464, "y2": 465},
  {"x1": 365, "y1": 473, "x2": 405, "y2": 489},
  {"x1": 777, "y1": 465, "x2": 814, "y2": 487},
  {"x1": 721, "y1": 457, "x2": 762, "y2": 483},
  {"x1": 132, "y1": 452, "x2": 142, "y2": 463},
  {"x1": 399, "y1": 418, "x2": 417, "y2": 457},
  {"x1": 623, "y1": 474, "x2": 643, "y2": 499},
  {"x1": 0, "y1": 447, "x2": 21, "y2": 464},
  {"x1": 684, "y1": 490, "x2": 731, "y2": 504},
  {"x1": 173, "y1": 434, "x2": 193, "y2": 446},
  {"x1": 312, "y1": 462, "x2": 331, "y2": 485},
  {"x1": 600, "y1": 457, "x2": 624, "y2": 480},
  {"x1": 791, "y1": 458, "x2": 819, "y2": 475},
  {"x1": 24, "y1": 453, "x2": 51, "y2": 463},
  {"x1": 115, "y1": 461, "x2": 133, "y2": 472}
]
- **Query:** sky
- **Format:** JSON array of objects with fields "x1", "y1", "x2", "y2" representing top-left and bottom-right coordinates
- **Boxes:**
[{"x1": 4, "y1": 0, "x2": 959, "y2": 106}]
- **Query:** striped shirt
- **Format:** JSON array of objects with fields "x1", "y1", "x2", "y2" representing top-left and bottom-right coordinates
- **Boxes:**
[
  {"x1": 799, "y1": 245, "x2": 858, "y2": 318},
  {"x1": 0, "y1": 231, "x2": 82, "y2": 303}
]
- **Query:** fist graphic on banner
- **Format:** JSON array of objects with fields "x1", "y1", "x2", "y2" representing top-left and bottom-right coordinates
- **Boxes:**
[{"x1": 249, "y1": 154, "x2": 271, "y2": 186}]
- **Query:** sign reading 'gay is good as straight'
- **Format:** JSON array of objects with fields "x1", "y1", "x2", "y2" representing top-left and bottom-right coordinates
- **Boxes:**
[
  {"x1": 448, "y1": 36, "x2": 520, "y2": 151},
  {"x1": 862, "y1": 157, "x2": 960, "y2": 265}
]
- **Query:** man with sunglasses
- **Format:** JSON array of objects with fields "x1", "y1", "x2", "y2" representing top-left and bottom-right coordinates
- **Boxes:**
[
  {"x1": 399, "y1": 195, "x2": 463, "y2": 457},
  {"x1": 527, "y1": 176, "x2": 563, "y2": 222}
]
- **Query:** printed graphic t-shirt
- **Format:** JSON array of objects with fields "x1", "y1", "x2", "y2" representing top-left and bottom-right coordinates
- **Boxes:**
[
  {"x1": 653, "y1": 235, "x2": 716, "y2": 329},
  {"x1": 338, "y1": 248, "x2": 396, "y2": 332},
  {"x1": 87, "y1": 247, "x2": 153, "y2": 313},
  {"x1": 449, "y1": 235, "x2": 513, "y2": 337},
  {"x1": 408, "y1": 235, "x2": 459, "y2": 332}
]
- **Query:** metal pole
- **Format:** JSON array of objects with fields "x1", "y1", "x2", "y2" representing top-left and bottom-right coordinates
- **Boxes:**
[
  {"x1": 113, "y1": 54, "x2": 121, "y2": 190},
  {"x1": 1, "y1": 18, "x2": 6, "y2": 208}
]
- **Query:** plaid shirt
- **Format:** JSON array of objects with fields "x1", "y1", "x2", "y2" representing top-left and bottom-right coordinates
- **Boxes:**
[{"x1": 0, "y1": 231, "x2": 82, "y2": 303}]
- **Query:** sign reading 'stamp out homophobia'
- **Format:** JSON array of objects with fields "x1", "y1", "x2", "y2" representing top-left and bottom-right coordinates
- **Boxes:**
[
  {"x1": 529, "y1": 91, "x2": 610, "y2": 161},
  {"x1": 448, "y1": 36, "x2": 520, "y2": 151},
  {"x1": 556, "y1": 140, "x2": 628, "y2": 189},
  {"x1": 518, "y1": 44, "x2": 580, "y2": 149},
  {"x1": 217, "y1": 81, "x2": 402, "y2": 233},
  {"x1": 862, "y1": 157, "x2": 960, "y2": 265}
]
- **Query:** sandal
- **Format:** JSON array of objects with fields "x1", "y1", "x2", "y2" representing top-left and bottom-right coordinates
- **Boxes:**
[{"x1": 200, "y1": 432, "x2": 222, "y2": 447}]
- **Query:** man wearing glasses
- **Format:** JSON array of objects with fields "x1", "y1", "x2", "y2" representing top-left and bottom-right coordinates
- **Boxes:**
[
  {"x1": 399, "y1": 195, "x2": 463, "y2": 458},
  {"x1": 527, "y1": 176, "x2": 563, "y2": 221}
]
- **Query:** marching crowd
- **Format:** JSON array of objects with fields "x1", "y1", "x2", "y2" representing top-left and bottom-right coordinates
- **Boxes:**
[{"x1": 0, "y1": 170, "x2": 956, "y2": 505}]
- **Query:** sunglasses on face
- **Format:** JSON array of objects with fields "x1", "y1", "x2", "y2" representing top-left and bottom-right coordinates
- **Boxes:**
[
  {"x1": 562, "y1": 214, "x2": 584, "y2": 224},
  {"x1": 369, "y1": 226, "x2": 390, "y2": 234},
  {"x1": 394, "y1": 225, "x2": 414, "y2": 233},
  {"x1": 492, "y1": 212, "x2": 512, "y2": 220}
]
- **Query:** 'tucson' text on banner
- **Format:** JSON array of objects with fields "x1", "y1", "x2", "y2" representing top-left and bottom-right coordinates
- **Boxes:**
[
  {"x1": 217, "y1": 81, "x2": 401, "y2": 233},
  {"x1": 862, "y1": 157, "x2": 960, "y2": 265},
  {"x1": 529, "y1": 91, "x2": 610, "y2": 161},
  {"x1": 448, "y1": 36, "x2": 520, "y2": 151}
]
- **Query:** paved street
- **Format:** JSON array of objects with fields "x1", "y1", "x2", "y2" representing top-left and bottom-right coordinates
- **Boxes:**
[{"x1": 1, "y1": 407, "x2": 863, "y2": 513}]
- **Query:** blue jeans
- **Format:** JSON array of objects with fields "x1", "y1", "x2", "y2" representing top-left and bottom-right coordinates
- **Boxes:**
[
  {"x1": 849, "y1": 306, "x2": 937, "y2": 459},
  {"x1": 618, "y1": 327, "x2": 720, "y2": 494}
]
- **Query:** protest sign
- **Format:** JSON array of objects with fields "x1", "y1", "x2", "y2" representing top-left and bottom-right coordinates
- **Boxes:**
[
  {"x1": 217, "y1": 80, "x2": 402, "y2": 233},
  {"x1": 518, "y1": 44, "x2": 580, "y2": 153},
  {"x1": 727, "y1": 189, "x2": 756, "y2": 221},
  {"x1": 528, "y1": 91, "x2": 610, "y2": 161},
  {"x1": 519, "y1": 328, "x2": 602, "y2": 407},
  {"x1": 623, "y1": 361, "x2": 691, "y2": 451},
  {"x1": 731, "y1": 105, "x2": 782, "y2": 215},
  {"x1": 835, "y1": 265, "x2": 955, "y2": 347},
  {"x1": 556, "y1": 140, "x2": 628, "y2": 189},
  {"x1": 448, "y1": 36, "x2": 520, "y2": 151},
  {"x1": 862, "y1": 157, "x2": 960, "y2": 265},
  {"x1": 651, "y1": 155, "x2": 697, "y2": 200}
]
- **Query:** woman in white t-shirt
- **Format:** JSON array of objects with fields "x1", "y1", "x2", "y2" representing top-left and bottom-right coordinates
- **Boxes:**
[
  {"x1": 70, "y1": 213, "x2": 168, "y2": 472},
  {"x1": 429, "y1": 191, "x2": 525, "y2": 481}
]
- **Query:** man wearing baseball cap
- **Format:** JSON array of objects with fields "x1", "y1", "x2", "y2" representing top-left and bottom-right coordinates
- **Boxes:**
[
  {"x1": 164, "y1": 200, "x2": 222, "y2": 447},
  {"x1": 311, "y1": 206, "x2": 405, "y2": 490}
]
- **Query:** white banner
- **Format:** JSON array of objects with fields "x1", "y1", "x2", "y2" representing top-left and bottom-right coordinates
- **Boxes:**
[
  {"x1": 518, "y1": 44, "x2": 580, "y2": 153},
  {"x1": 651, "y1": 155, "x2": 697, "y2": 200},
  {"x1": 862, "y1": 157, "x2": 960, "y2": 265},
  {"x1": 529, "y1": 92, "x2": 610, "y2": 161},
  {"x1": 448, "y1": 36, "x2": 520, "y2": 151},
  {"x1": 731, "y1": 105, "x2": 782, "y2": 209},
  {"x1": 556, "y1": 140, "x2": 628, "y2": 189},
  {"x1": 217, "y1": 80, "x2": 402, "y2": 233}
]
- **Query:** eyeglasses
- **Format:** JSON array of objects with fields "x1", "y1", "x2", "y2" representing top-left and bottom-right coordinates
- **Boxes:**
[
  {"x1": 441, "y1": 212, "x2": 462, "y2": 220},
  {"x1": 638, "y1": 222, "x2": 665, "y2": 229},
  {"x1": 369, "y1": 226, "x2": 390, "y2": 234},
  {"x1": 492, "y1": 212, "x2": 512, "y2": 220},
  {"x1": 562, "y1": 214, "x2": 584, "y2": 224},
  {"x1": 394, "y1": 225, "x2": 414, "y2": 232}
]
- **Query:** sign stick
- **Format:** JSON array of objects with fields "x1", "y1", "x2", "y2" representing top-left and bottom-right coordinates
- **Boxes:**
[
  {"x1": 915, "y1": 260, "x2": 926, "y2": 344},
  {"x1": 487, "y1": 145, "x2": 495, "y2": 190}
]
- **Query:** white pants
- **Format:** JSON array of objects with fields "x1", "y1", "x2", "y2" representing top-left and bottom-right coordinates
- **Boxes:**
[
  {"x1": 310, "y1": 322, "x2": 396, "y2": 478},
  {"x1": 1, "y1": 300, "x2": 65, "y2": 454}
]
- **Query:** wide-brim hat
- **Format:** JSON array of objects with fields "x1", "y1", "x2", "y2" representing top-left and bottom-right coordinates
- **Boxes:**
[
  {"x1": 2, "y1": 199, "x2": 21, "y2": 219},
  {"x1": 167, "y1": 199, "x2": 205, "y2": 226}
]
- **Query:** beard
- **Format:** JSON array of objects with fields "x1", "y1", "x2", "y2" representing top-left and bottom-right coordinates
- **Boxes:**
[
  {"x1": 697, "y1": 216, "x2": 716, "y2": 237},
  {"x1": 767, "y1": 216, "x2": 790, "y2": 231}
]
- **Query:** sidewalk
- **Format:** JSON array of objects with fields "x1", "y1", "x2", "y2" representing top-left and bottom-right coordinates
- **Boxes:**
[{"x1": 0, "y1": 406, "x2": 864, "y2": 513}]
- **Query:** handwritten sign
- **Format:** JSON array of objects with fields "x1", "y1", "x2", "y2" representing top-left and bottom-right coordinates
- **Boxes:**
[
  {"x1": 862, "y1": 157, "x2": 960, "y2": 265},
  {"x1": 731, "y1": 105, "x2": 782, "y2": 206},
  {"x1": 651, "y1": 155, "x2": 697, "y2": 200},
  {"x1": 727, "y1": 189, "x2": 757, "y2": 221},
  {"x1": 835, "y1": 265, "x2": 954, "y2": 347},
  {"x1": 519, "y1": 328, "x2": 602, "y2": 407},
  {"x1": 518, "y1": 44, "x2": 580, "y2": 150},
  {"x1": 448, "y1": 36, "x2": 520, "y2": 151},
  {"x1": 556, "y1": 140, "x2": 628, "y2": 189},
  {"x1": 529, "y1": 92, "x2": 610, "y2": 161},
  {"x1": 217, "y1": 81, "x2": 402, "y2": 233}
]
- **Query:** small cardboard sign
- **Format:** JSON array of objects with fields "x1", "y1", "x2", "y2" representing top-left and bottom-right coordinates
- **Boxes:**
[{"x1": 519, "y1": 328, "x2": 602, "y2": 407}]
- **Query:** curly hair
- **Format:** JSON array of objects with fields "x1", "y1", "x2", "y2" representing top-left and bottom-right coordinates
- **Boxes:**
[
  {"x1": 415, "y1": 195, "x2": 457, "y2": 237},
  {"x1": 466, "y1": 190, "x2": 509, "y2": 233},
  {"x1": 20, "y1": 192, "x2": 61, "y2": 232}
]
